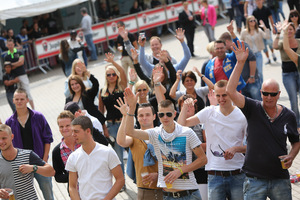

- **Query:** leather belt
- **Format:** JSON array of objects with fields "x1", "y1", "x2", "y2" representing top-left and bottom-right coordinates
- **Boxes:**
[
  {"x1": 163, "y1": 189, "x2": 198, "y2": 198},
  {"x1": 207, "y1": 169, "x2": 242, "y2": 177}
]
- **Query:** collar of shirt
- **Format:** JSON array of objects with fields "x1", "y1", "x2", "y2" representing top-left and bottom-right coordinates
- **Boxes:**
[{"x1": 7, "y1": 48, "x2": 17, "y2": 59}]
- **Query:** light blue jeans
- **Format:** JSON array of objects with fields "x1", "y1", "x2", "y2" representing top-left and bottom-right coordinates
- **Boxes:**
[
  {"x1": 282, "y1": 71, "x2": 300, "y2": 127},
  {"x1": 163, "y1": 189, "x2": 202, "y2": 200},
  {"x1": 84, "y1": 33, "x2": 97, "y2": 60},
  {"x1": 34, "y1": 173, "x2": 54, "y2": 200},
  {"x1": 208, "y1": 173, "x2": 245, "y2": 200},
  {"x1": 278, "y1": 1, "x2": 285, "y2": 20},
  {"x1": 242, "y1": 80, "x2": 262, "y2": 101},
  {"x1": 243, "y1": 177, "x2": 292, "y2": 200},
  {"x1": 263, "y1": 32, "x2": 273, "y2": 53},
  {"x1": 255, "y1": 51, "x2": 263, "y2": 83},
  {"x1": 107, "y1": 121, "x2": 124, "y2": 174}
]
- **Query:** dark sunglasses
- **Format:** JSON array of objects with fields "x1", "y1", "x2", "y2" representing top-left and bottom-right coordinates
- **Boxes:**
[
  {"x1": 137, "y1": 88, "x2": 147, "y2": 92},
  {"x1": 106, "y1": 73, "x2": 117, "y2": 77},
  {"x1": 249, "y1": 20, "x2": 256, "y2": 22},
  {"x1": 290, "y1": 14, "x2": 298, "y2": 18},
  {"x1": 158, "y1": 112, "x2": 173, "y2": 118},
  {"x1": 210, "y1": 144, "x2": 225, "y2": 157},
  {"x1": 261, "y1": 91, "x2": 279, "y2": 97}
]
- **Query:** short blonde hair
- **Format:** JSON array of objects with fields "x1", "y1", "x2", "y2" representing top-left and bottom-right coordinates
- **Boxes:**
[
  {"x1": 71, "y1": 59, "x2": 88, "y2": 80},
  {"x1": 134, "y1": 80, "x2": 151, "y2": 93},
  {"x1": 0, "y1": 124, "x2": 12, "y2": 135},
  {"x1": 206, "y1": 42, "x2": 215, "y2": 54}
]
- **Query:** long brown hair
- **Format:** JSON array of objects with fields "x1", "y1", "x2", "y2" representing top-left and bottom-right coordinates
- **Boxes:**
[
  {"x1": 68, "y1": 75, "x2": 86, "y2": 96},
  {"x1": 246, "y1": 16, "x2": 259, "y2": 33},
  {"x1": 60, "y1": 39, "x2": 70, "y2": 61}
]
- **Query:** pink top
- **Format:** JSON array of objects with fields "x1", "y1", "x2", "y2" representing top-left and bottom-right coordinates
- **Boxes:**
[{"x1": 200, "y1": 5, "x2": 217, "y2": 27}]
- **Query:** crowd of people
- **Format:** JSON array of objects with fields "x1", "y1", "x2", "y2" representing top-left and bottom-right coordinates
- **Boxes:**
[{"x1": 1, "y1": 0, "x2": 300, "y2": 200}]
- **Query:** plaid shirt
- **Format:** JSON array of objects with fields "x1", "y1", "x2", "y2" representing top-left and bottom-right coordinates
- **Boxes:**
[{"x1": 60, "y1": 138, "x2": 81, "y2": 166}]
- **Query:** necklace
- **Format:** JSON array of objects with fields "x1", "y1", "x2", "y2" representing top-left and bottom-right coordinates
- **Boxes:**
[
  {"x1": 17, "y1": 112, "x2": 29, "y2": 128},
  {"x1": 262, "y1": 104, "x2": 278, "y2": 121}
]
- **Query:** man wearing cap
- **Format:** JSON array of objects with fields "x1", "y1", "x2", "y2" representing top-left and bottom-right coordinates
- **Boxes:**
[
  {"x1": 68, "y1": 30, "x2": 88, "y2": 66},
  {"x1": 80, "y1": 7, "x2": 98, "y2": 61},
  {"x1": 4, "y1": 39, "x2": 34, "y2": 109},
  {"x1": 2, "y1": 61, "x2": 19, "y2": 113},
  {"x1": 5, "y1": 88, "x2": 54, "y2": 200}
]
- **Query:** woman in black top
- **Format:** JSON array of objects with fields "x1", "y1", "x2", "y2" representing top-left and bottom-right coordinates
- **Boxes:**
[{"x1": 98, "y1": 53, "x2": 127, "y2": 175}]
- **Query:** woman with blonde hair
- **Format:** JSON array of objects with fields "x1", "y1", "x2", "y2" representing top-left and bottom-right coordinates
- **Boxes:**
[
  {"x1": 98, "y1": 53, "x2": 127, "y2": 187},
  {"x1": 64, "y1": 59, "x2": 92, "y2": 97},
  {"x1": 241, "y1": 15, "x2": 270, "y2": 83}
]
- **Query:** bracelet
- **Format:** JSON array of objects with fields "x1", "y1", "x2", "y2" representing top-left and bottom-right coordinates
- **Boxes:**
[
  {"x1": 250, "y1": 75, "x2": 255, "y2": 79},
  {"x1": 201, "y1": 75, "x2": 205, "y2": 79},
  {"x1": 129, "y1": 81, "x2": 135, "y2": 85},
  {"x1": 127, "y1": 112, "x2": 135, "y2": 117},
  {"x1": 154, "y1": 82, "x2": 161, "y2": 87},
  {"x1": 178, "y1": 167, "x2": 184, "y2": 175}
]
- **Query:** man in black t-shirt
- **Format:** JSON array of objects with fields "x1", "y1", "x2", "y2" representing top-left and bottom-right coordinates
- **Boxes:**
[
  {"x1": 116, "y1": 21, "x2": 138, "y2": 78},
  {"x1": 252, "y1": 0, "x2": 277, "y2": 64},
  {"x1": 4, "y1": 39, "x2": 34, "y2": 109},
  {"x1": 227, "y1": 41, "x2": 300, "y2": 199},
  {"x1": 3, "y1": 61, "x2": 19, "y2": 113}
]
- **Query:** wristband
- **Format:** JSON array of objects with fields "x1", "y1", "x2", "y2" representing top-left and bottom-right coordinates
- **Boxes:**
[
  {"x1": 33, "y1": 165, "x2": 38, "y2": 173},
  {"x1": 250, "y1": 75, "x2": 255, "y2": 79},
  {"x1": 129, "y1": 81, "x2": 135, "y2": 85},
  {"x1": 178, "y1": 167, "x2": 184, "y2": 175},
  {"x1": 127, "y1": 112, "x2": 135, "y2": 117},
  {"x1": 201, "y1": 75, "x2": 205, "y2": 79}
]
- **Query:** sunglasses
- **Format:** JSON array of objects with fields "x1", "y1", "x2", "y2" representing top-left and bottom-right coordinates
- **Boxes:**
[
  {"x1": 290, "y1": 14, "x2": 298, "y2": 18},
  {"x1": 249, "y1": 20, "x2": 256, "y2": 22},
  {"x1": 137, "y1": 88, "x2": 147, "y2": 92},
  {"x1": 261, "y1": 91, "x2": 279, "y2": 97},
  {"x1": 106, "y1": 73, "x2": 117, "y2": 77},
  {"x1": 210, "y1": 144, "x2": 225, "y2": 157},
  {"x1": 158, "y1": 112, "x2": 173, "y2": 118}
]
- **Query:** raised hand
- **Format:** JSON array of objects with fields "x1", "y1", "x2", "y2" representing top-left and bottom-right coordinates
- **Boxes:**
[
  {"x1": 192, "y1": 66, "x2": 201, "y2": 76},
  {"x1": 227, "y1": 20, "x2": 234, "y2": 33},
  {"x1": 158, "y1": 50, "x2": 169, "y2": 63},
  {"x1": 129, "y1": 68, "x2": 137, "y2": 82},
  {"x1": 274, "y1": 21, "x2": 283, "y2": 33},
  {"x1": 152, "y1": 65, "x2": 164, "y2": 83},
  {"x1": 118, "y1": 26, "x2": 129, "y2": 40},
  {"x1": 176, "y1": 70, "x2": 182, "y2": 80},
  {"x1": 104, "y1": 52, "x2": 115, "y2": 63},
  {"x1": 114, "y1": 97, "x2": 128, "y2": 116},
  {"x1": 231, "y1": 41, "x2": 249, "y2": 63},
  {"x1": 207, "y1": 89, "x2": 217, "y2": 106},
  {"x1": 138, "y1": 36, "x2": 146, "y2": 47},
  {"x1": 124, "y1": 87, "x2": 138, "y2": 108},
  {"x1": 259, "y1": 20, "x2": 266, "y2": 29},
  {"x1": 282, "y1": 21, "x2": 291, "y2": 34},
  {"x1": 130, "y1": 48, "x2": 139, "y2": 62},
  {"x1": 175, "y1": 28, "x2": 185, "y2": 43}
]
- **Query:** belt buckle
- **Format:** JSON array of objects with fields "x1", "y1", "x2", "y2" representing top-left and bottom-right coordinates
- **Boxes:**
[{"x1": 172, "y1": 192, "x2": 181, "y2": 198}]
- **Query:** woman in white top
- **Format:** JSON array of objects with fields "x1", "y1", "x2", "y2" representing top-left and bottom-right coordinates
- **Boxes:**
[{"x1": 241, "y1": 16, "x2": 270, "y2": 83}]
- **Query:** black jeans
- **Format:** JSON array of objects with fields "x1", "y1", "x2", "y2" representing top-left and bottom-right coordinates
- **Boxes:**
[
  {"x1": 287, "y1": 0, "x2": 300, "y2": 11},
  {"x1": 184, "y1": 28, "x2": 195, "y2": 55}
]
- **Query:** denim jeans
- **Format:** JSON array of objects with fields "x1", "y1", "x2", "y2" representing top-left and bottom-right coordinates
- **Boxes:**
[
  {"x1": 242, "y1": 80, "x2": 262, "y2": 101},
  {"x1": 263, "y1": 32, "x2": 273, "y2": 53},
  {"x1": 282, "y1": 71, "x2": 300, "y2": 127},
  {"x1": 84, "y1": 33, "x2": 97, "y2": 60},
  {"x1": 34, "y1": 173, "x2": 54, "y2": 200},
  {"x1": 270, "y1": 9, "x2": 280, "y2": 24},
  {"x1": 163, "y1": 189, "x2": 202, "y2": 200},
  {"x1": 255, "y1": 51, "x2": 263, "y2": 83},
  {"x1": 243, "y1": 177, "x2": 292, "y2": 200},
  {"x1": 6, "y1": 91, "x2": 16, "y2": 113},
  {"x1": 107, "y1": 121, "x2": 124, "y2": 174},
  {"x1": 208, "y1": 173, "x2": 245, "y2": 200},
  {"x1": 278, "y1": 1, "x2": 285, "y2": 20}
]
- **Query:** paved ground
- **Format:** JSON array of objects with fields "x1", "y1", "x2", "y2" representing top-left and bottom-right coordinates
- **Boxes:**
[{"x1": 1, "y1": 1, "x2": 300, "y2": 199}]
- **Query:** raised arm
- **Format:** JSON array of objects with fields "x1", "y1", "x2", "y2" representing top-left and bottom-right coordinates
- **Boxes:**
[
  {"x1": 273, "y1": 22, "x2": 282, "y2": 50},
  {"x1": 152, "y1": 66, "x2": 167, "y2": 103},
  {"x1": 227, "y1": 20, "x2": 237, "y2": 40},
  {"x1": 131, "y1": 48, "x2": 151, "y2": 85},
  {"x1": 283, "y1": 22, "x2": 299, "y2": 66},
  {"x1": 124, "y1": 88, "x2": 150, "y2": 140},
  {"x1": 115, "y1": 97, "x2": 134, "y2": 147},
  {"x1": 104, "y1": 52, "x2": 127, "y2": 89},
  {"x1": 177, "y1": 98, "x2": 201, "y2": 127},
  {"x1": 226, "y1": 41, "x2": 248, "y2": 108},
  {"x1": 138, "y1": 36, "x2": 154, "y2": 77},
  {"x1": 193, "y1": 66, "x2": 214, "y2": 90},
  {"x1": 173, "y1": 28, "x2": 191, "y2": 71},
  {"x1": 169, "y1": 70, "x2": 182, "y2": 99}
]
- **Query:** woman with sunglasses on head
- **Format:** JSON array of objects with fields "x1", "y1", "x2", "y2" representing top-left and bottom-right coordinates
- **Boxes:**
[
  {"x1": 169, "y1": 68, "x2": 214, "y2": 112},
  {"x1": 98, "y1": 52, "x2": 127, "y2": 186},
  {"x1": 274, "y1": 22, "x2": 300, "y2": 130},
  {"x1": 241, "y1": 16, "x2": 270, "y2": 83},
  {"x1": 288, "y1": 10, "x2": 300, "y2": 38},
  {"x1": 64, "y1": 59, "x2": 93, "y2": 98}
]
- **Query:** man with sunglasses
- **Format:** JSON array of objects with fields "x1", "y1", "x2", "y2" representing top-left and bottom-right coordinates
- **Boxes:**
[
  {"x1": 122, "y1": 88, "x2": 207, "y2": 200},
  {"x1": 227, "y1": 41, "x2": 300, "y2": 199},
  {"x1": 178, "y1": 79, "x2": 247, "y2": 200}
]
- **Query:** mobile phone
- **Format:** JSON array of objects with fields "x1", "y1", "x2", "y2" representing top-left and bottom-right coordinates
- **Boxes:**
[{"x1": 139, "y1": 32, "x2": 146, "y2": 41}]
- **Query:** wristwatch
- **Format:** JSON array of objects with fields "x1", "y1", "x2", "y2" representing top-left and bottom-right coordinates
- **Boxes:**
[
  {"x1": 154, "y1": 82, "x2": 161, "y2": 87},
  {"x1": 33, "y1": 165, "x2": 38, "y2": 173}
]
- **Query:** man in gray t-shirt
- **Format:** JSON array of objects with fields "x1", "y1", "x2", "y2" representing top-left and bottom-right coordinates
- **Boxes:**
[{"x1": 80, "y1": 7, "x2": 97, "y2": 61}]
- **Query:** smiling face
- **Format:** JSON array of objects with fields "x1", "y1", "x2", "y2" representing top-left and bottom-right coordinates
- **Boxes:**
[
  {"x1": 58, "y1": 118, "x2": 73, "y2": 138},
  {"x1": 70, "y1": 79, "x2": 82, "y2": 94},
  {"x1": 136, "y1": 83, "x2": 149, "y2": 99},
  {"x1": 137, "y1": 107, "x2": 156, "y2": 129},
  {"x1": 214, "y1": 42, "x2": 226, "y2": 59},
  {"x1": 13, "y1": 92, "x2": 29, "y2": 109},
  {"x1": 74, "y1": 62, "x2": 85, "y2": 76},
  {"x1": 183, "y1": 77, "x2": 196, "y2": 90},
  {"x1": 261, "y1": 80, "x2": 280, "y2": 109},
  {"x1": 287, "y1": 25, "x2": 296, "y2": 38},
  {"x1": 0, "y1": 130, "x2": 13, "y2": 152},
  {"x1": 106, "y1": 68, "x2": 118, "y2": 84},
  {"x1": 215, "y1": 85, "x2": 231, "y2": 107},
  {"x1": 150, "y1": 38, "x2": 162, "y2": 56}
]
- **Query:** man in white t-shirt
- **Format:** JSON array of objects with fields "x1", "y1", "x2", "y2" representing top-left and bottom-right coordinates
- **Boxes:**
[
  {"x1": 65, "y1": 116, "x2": 124, "y2": 200},
  {"x1": 178, "y1": 80, "x2": 247, "y2": 200},
  {"x1": 122, "y1": 88, "x2": 207, "y2": 200}
]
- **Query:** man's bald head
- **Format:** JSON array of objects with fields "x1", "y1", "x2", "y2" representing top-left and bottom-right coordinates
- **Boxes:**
[{"x1": 262, "y1": 79, "x2": 280, "y2": 92}]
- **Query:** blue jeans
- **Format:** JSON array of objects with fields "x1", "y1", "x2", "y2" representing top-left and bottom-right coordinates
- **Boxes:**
[
  {"x1": 282, "y1": 71, "x2": 300, "y2": 127},
  {"x1": 243, "y1": 177, "x2": 292, "y2": 200},
  {"x1": 107, "y1": 121, "x2": 124, "y2": 174},
  {"x1": 34, "y1": 173, "x2": 54, "y2": 200},
  {"x1": 278, "y1": 1, "x2": 285, "y2": 20},
  {"x1": 84, "y1": 33, "x2": 97, "y2": 60},
  {"x1": 242, "y1": 80, "x2": 262, "y2": 101},
  {"x1": 255, "y1": 51, "x2": 263, "y2": 83},
  {"x1": 270, "y1": 9, "x2": 280, "y2": 24},
  {"x1": 163, "y1": 189, "x2": 202, "y2": 200},
  {"x1": 208, "y1": 173, "x2": 245, "y2": 200},
  {"x1": 263, "y1": 32, "x2": 273, "y2": 53},
  {"x1": 6, "y1": 91, "x2": 16, "y2": 113}
]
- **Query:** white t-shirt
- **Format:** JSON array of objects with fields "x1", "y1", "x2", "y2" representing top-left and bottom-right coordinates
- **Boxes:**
[
  {"x1": 84, "y1": 110, "x2": 103, "y2": 133},
  {"x1": 65, "y1": 143, "x2": 121, "y2": 200},
  {"x1": 245, "y1": 0, "x2": 257, "y2": 16},
  {"x1": 146, "y1": 122, "x2": 201, "y2": 190},
  {"x1": 197, "y1": 106, "x2": 247, "y2": 171}
]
